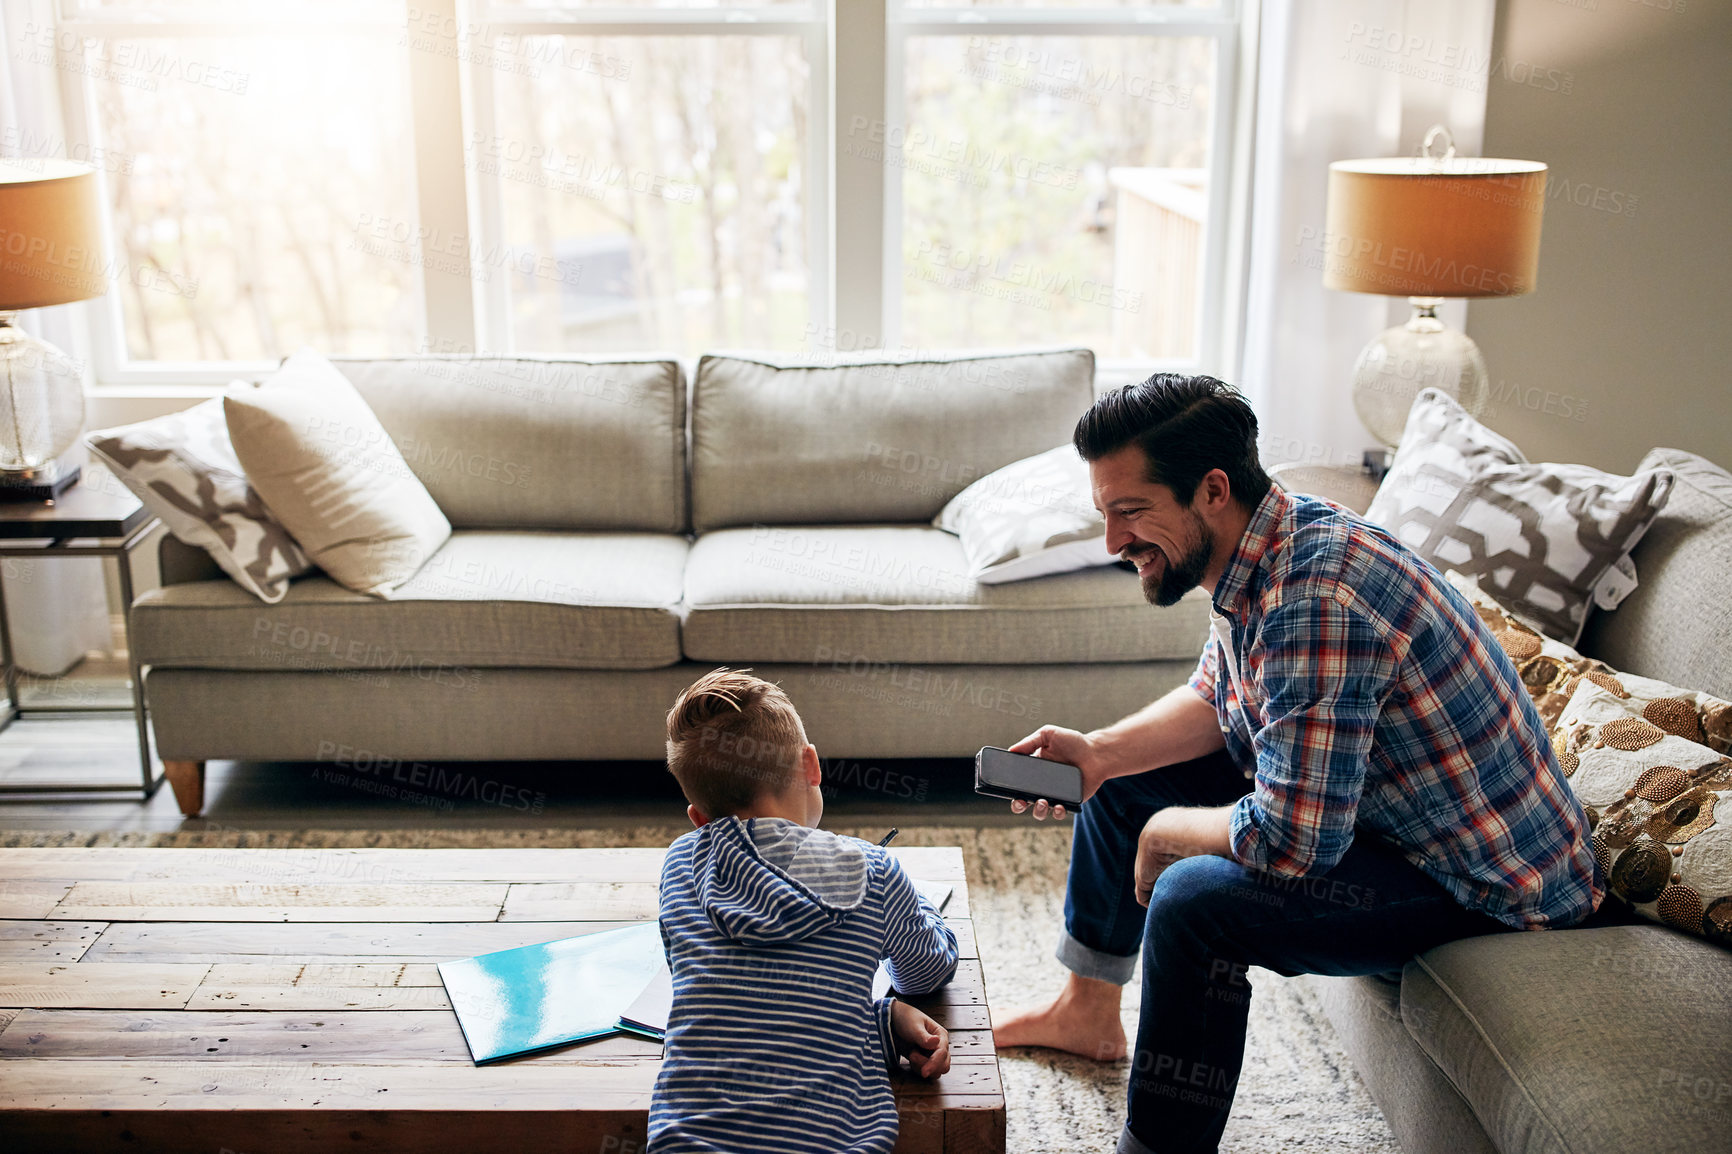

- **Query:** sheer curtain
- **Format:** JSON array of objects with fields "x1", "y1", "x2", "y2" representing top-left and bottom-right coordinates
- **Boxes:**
[
  {"x1": 1239, "y1": 0, "x2": 1495, "y2": 471},
  {"x1": 0, "y1": 3, "x2": 121, "y2": 674}
]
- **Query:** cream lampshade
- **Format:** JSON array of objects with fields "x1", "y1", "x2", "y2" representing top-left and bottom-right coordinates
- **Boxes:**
[
  {"x1": 1323, "y1": 127, "x2": 1546, "y2": 447},
  {"x1": 0, "y1": 159, "x2": 106, "y2": 498}
]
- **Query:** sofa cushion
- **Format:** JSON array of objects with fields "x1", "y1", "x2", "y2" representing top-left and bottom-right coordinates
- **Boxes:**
[
  {"x1": 690, "y1": 348, "x2": 1094, "y2": 531},
  {"x1": 1366, "y1": 389, "x2": 1675, "y2": 646},
  {"x1": 680, "y1": 524, "x2": 1210, "y2": 665},
  {"x1": 1401, "y1": 925, "x2": 1732, "y2": 1154},
  {"x1": 934, "y1": 445, "x2": 1118, "y2": 583},
  {"x1": 1313, "y1": 975, "x2": 1499, "y2": 1154},
  {"x1": 133, "y1": 531, "x2": 688, "y2": 672},
  {"x1": 1558, "y1": 680, "x2": 1732, "y2": 947},
  {"x1": 225, "y1": 349, "x2": 452, "y2": 598},
  {"x1": 1448, "y1": 570, "x2": 1732, "y2": 751},
  {"x1": 328, "y1": 355, "x2": 687, "y2": 533},
  {"x1": 1580, "y1": 448, "x2": 1732, "y2": 701}
]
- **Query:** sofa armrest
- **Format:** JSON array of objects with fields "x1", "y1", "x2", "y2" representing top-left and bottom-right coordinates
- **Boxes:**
[
  {"x1": 1269, "y1": 463, "x2": 1381, "y2": 516},
  {"x1": 159, "y1": 535, "x2": 223, "y2": 586}
]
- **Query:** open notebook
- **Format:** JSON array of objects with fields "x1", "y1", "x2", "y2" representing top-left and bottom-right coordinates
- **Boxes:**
[
  {"x1": 438, "y1": 920, "x2": 664, "y2": 1064},
  {"x1": 618, "y1": 880, "x2": 955, "y2": 1041}
]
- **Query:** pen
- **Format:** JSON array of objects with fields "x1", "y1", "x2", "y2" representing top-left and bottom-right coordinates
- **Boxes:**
[{"x1": 878, "y1": 828, "x2": 899, "y2": 847}]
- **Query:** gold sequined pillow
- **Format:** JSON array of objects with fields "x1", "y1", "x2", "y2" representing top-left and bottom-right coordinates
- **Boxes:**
[
  {"x1": 1447, "y1": 571, "x2": 1732, "y2": 752},
  {"x1": 1558, "y1": 680, "x2": 1732, "y2": 948}
]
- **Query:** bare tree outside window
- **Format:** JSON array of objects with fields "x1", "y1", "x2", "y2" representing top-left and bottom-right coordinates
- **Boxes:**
[
  {"x1": 79, "y1": 36, "x2": 421, "y2": 361},
  {"x1": 485, "y1": 36, "x2": 810, "y2": 354},
  {"x1": 900, "y1": 34, "x2": 1215, "y2": 357}
]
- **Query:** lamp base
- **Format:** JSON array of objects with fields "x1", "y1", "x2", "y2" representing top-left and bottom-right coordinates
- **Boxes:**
[
  {"x1": 0, "y1": 460, "x2": 80, "y2": 502},
  {"x1": 1351, "y1": 298, "x2": 1489, "y2": 447},
  {"x1": 0, "y1": 311, "x2": 89, "y2": 481}
]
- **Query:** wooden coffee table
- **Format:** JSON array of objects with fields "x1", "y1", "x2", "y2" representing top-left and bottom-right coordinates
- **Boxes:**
[{"x1": 0, "y1": 847, "x2": 1003, "y2": 1152}]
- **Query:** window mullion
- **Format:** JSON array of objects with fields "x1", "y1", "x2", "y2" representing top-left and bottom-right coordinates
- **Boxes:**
[
  {"x1": 407, "y1": 0, "x2": 478, "y2": 353},
  {"x1": 805, "y1": 21, "x2": 831, "y2": 353},
  {"x1": 460, "y1": 18, "x2": 510, "y2": 356},
  {"x1": 831, "y1": 0, "x2": 887, "y2": 350},
  {"x1": 1211, "y1": 0, "x2": 1259, "y2": 382},
  {"x1": 1195, "y1": 24, "x2": 1236, "y2": 378}
]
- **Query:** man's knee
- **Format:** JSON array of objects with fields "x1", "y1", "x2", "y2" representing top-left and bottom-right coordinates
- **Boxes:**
[{"x1": 1144, "y1": 856, "x2": 1247, "y2": 936}]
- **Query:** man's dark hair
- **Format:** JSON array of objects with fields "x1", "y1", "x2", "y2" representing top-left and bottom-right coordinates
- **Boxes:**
[{"x1": 1073, "y1": 373, "x2": 1272, "y2": 508}]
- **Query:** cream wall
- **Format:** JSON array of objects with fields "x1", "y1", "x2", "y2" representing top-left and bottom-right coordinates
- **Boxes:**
[{"x1": 1467, "y1": 0, "x2": 1731, "y2": 473}]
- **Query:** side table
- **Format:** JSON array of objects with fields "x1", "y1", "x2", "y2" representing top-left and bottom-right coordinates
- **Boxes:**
[{"x1": 0, "y1": 471, "x2": 164, "y2": 798}]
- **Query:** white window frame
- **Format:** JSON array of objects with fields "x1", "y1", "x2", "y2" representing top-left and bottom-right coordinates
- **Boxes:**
[{"x1": 31, "y1": 0, "x2": 1253, "y2": 388}]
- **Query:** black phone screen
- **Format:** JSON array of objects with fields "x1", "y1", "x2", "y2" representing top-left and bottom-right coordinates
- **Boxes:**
[{"x1": 975, "y1": 747, "x2": 1084, "y2": 808}]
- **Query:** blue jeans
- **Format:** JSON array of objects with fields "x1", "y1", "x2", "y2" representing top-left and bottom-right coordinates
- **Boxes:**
[{"x1": 1057, "y1": 751, "x2": 1510, "y2": 1154}]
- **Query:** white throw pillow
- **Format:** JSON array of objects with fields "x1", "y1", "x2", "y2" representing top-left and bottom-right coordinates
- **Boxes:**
[
  {"x1": 1366, "y1": 389, "x2": 1674, "y2": 645},
  {"x1": 85, "y1": 398, "x2": 312, "y2": 602},
  {"x1": 933, "y1": 445, "x2": 1114, "y2": 584},
  {"x1": 223, "y1": 348, "x2": 451, "y2": 598}
]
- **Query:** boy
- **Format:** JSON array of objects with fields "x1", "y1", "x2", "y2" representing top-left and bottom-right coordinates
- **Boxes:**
[{"x1": 649, "y1": 668, "x2": 960, "y2": 1153}]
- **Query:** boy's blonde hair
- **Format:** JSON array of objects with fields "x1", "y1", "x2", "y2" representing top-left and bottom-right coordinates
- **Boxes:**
[{"x1": 666, "y1": 668, "x2": 808, "y2": 817}]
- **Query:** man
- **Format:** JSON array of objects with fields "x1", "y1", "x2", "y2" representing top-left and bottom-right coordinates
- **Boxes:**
[{"x1": 992, "y1": 374, "x2": 1601, "y2": 1154}]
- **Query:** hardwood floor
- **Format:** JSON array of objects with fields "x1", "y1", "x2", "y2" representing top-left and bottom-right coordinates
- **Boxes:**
[{"x1": 0, "y1": 716, "x2": 1018, "y2": 833}]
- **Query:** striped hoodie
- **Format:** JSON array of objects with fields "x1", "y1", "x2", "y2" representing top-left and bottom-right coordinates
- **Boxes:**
[{"x1": 648, "y1": 817, "x2": 959, "y2": 1153}]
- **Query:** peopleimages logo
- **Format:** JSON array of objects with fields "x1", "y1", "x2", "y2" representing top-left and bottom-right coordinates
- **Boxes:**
[
  {"x1": 18, "y1": 22, "x2": 251, "y2": 94},
  {"x1": 907, "y1": 239, "x2": 1143, "y2": 313},
  {"x1": 811, "y1": 645, "x2": 1042, "y2": 720},
  {"x1": 965, "y1": 37, "x2": 1196, "y2": 109},
  {"x1": 1340, "y1": 22, "x2": 1574, "y2": 94},
  {"x1": 314, "y1": 741, "x2": 546, "y2": 814},
  {"x1": 1293, "y1": 225, "x2": 1532, "y2": 296},
  {"x1": 844, "y1": 117, "x2": 1081, "y2": 190},
  {"x1": 1484, "y1": 379, "x2": 1591, "y2": 423}
]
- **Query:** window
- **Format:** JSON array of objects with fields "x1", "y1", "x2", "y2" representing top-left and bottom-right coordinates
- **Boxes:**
[
  {"x1": 897, "y1": 32, "x2": 1216, "y2": 357},
  {"x1": 22, "y1": 1, "x2": 418, "y2": 381},
  {"x1": 472, "y1": 29, "x2": 818, "y2": 354},
  {"x1": 17, "y1": 0, "x2": 1245, "y2": 381}
]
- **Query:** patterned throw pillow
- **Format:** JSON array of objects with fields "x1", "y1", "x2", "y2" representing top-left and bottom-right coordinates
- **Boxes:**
[
  {"x1": 85, "y1": 398, "x2": 311, "y2": 602},
  {"x1": 1557, "y1": 680, "x2": 1732, "y2": 947},
  {"x1": 1368, "y1": 389, "x2": 1675, "y2": 644},
  {"x1": 933, "y1": 445, "x2": 1115, "y2": 584},
  {"x1": 1447, "y1": 571, "x2": 1732, "y2": 753}
]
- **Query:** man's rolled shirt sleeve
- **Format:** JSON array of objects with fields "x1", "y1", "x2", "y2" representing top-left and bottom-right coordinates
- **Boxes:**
[{"x1": 1228, "y1": 596, "x2": 1396, "y2": 877}]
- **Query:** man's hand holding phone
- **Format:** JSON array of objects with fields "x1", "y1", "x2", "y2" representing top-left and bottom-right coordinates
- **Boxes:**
[{"x1": 1003, "y1": 725, "x2": 1112, "y2": 821}]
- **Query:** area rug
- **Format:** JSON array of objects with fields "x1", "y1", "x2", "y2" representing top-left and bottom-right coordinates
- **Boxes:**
[{"x1": 3, "y1": 824, "x2": 1399, "y2": 1154}]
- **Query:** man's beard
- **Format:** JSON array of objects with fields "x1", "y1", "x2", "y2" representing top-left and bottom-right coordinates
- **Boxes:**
[{"x1": 1125, "y1": 512, "x2": 1213, "y2": 607}]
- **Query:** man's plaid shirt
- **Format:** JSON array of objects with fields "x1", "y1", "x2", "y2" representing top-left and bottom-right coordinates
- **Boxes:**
[{"x1": 1189, "y1": 484, "x2": 1602, "y2": 929}]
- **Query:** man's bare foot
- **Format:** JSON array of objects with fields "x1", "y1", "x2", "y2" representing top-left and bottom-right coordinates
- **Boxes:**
[{"x1": 993, "y1": 973, "x2": 1127, "y2": 1061}]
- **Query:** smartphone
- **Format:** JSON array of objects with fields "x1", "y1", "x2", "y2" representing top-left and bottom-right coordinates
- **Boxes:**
[{"x1": 974, "y1": 746, "x2": 1084, "y2": 809}]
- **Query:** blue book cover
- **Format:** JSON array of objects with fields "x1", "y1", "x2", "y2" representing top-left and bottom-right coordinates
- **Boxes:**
[{"x1": 438, "y1": 921, "x2": 666, "y2": 1064}]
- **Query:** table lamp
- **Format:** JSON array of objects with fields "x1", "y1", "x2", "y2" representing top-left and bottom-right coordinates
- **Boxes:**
[
  {"x1": 0, "y1": 159, "x2": 106, "y2": 500},
  {"x1": 1323, "y1": 127, "x2": 1546, "y2": 448}
]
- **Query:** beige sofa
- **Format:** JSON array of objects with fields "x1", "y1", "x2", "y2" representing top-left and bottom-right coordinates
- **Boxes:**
[
  {"x1": 134, "y1": 348, "x2": 1212, "y2": 816},
  {"x1": 1283, "y1": 450, "x2": 1732, "y2": 1154}
]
